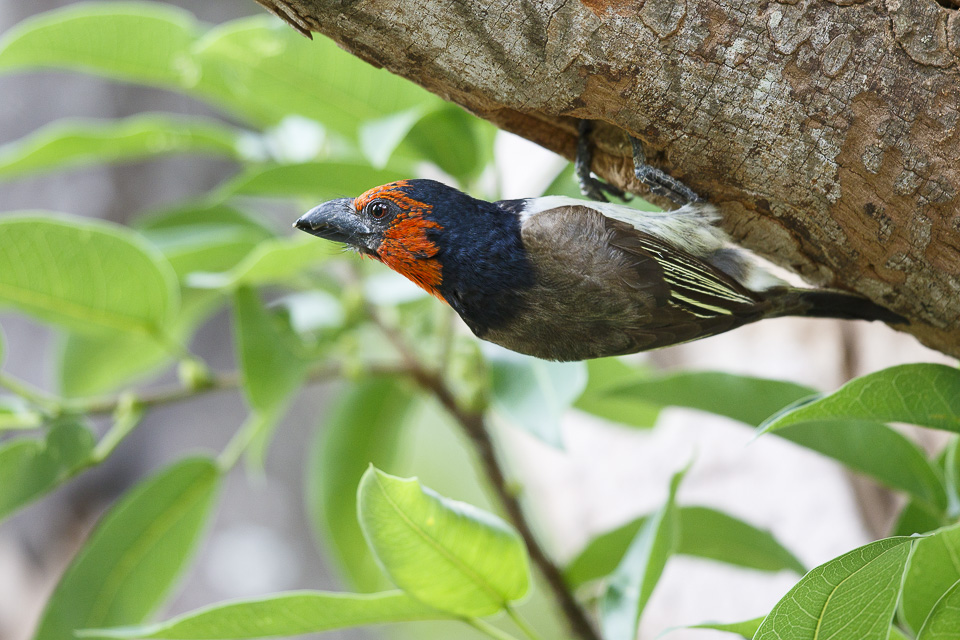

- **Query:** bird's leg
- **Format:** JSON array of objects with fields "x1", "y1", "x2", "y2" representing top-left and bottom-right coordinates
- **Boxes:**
[
  {"x1": 575, "y1": 120, "x2": 629, "y2": 202},
  {"x1": 629, "y1": 136, "x2": 701, "y2": 205}
]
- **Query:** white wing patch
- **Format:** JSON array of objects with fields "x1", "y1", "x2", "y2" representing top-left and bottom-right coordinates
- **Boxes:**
[{"x1": 520, "y1": 196, "x2": 728, "y2": 258}]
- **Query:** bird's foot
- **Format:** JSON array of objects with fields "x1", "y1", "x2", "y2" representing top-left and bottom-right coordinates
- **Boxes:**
[
  {"x1": 576, "y1": 120, "x2": 630, "y2": 203},
  {"x1": 629, "y1": 137, "x2": 701, "y2": 206}
]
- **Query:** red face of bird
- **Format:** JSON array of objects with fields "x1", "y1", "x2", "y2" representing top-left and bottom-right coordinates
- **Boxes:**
[{"x1": 295, "y1": 180, "x2": 445, "y2": 298}]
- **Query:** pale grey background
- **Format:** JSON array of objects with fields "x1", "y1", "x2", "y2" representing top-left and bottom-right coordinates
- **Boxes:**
[{"x1": 0, "y1": 3, "x2": 953, "y2": 640}]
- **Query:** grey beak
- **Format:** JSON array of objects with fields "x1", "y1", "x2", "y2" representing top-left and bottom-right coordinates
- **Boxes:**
[{"x1": 294, "y1": 198, "x2": 372, "y2": 247}]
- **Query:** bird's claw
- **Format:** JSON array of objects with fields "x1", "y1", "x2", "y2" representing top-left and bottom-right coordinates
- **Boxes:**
[
  {"x1": 629, "y1": 137, "x2": 701, "y2": 206},
  {"x1": 576, "y1": 120, "x2": 631, "y2": 203}
]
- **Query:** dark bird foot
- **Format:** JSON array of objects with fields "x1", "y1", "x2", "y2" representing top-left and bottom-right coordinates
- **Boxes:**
[
  {"x1": 575, "y1": 120, "x2": 630, "y2": 203},
  {"x1": 629, "y1": 137, "x2": 701, "y2": 206}
]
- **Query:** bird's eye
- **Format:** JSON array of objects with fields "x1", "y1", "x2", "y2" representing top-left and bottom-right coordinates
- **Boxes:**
[{"x1": 368, "y1": 201, "x2": 389, "y2": 219}]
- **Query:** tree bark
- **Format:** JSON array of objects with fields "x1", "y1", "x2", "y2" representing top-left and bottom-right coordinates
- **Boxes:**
[{"x1": 257, "y1": 0, "x2": 960, "y2": 357}]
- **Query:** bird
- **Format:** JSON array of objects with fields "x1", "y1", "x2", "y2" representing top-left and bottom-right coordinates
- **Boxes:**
[{"x1": 294, "y1": 179, "x2": 906, "y2": 362}]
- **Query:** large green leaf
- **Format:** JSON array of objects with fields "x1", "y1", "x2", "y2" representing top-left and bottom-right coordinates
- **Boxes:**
[
  {"x1": 900, "y1": 522, "x2": 960, "y2": 635},
  {"x1": 193, "y1": 17, "x2": 442, "y2": 134},
  {"x1": 565, "y1": 506, "x2": 805, "y2": 588},
  {"x1": 754, "y1": 537, "x2": 914, "y2": 640},
  {"x1": 0, "y1": 215, "x2": 178, "y2": 337},
  {"x1": 82, "y1": 591, "x2": 451, "y2": 639},
  {"x1": 777, "y1": 420, "x2": 947, "y2": 510},
  {"x1": 33, "y1": 458, "x2": 221, "y2": 640},
  {"x1": 916, "y1": 579, "x2": 960, "y2": 640},
  {"x1": 760, "y1": 364, "x2": 960, "y2": 435},
  {"x1": 137, "y1": 203, "x2": 274, "y2": 280},
  {"x1": 59, "y1": 290, "x2": 222, "y2": 398},
  {"x1": 573, "y1": 358, "x2": 659, "y2": 429},
  {"x1": 217, "y1": 162, "x2": 408, "y2": 201},
  {"x1": 357, "y1": 467, "x2": 530, "y2": 617},
  {"x1": 0, "y1": 3, "x2": 199, "y2": 86},
  {"x1": 306, "y1": 379, "x2": 416, "y2": 591},
  {"x1": 489, "y1": 350, "x2": 587, "y2": 447},
  {"x1": 187, "y1": 235, "x2": 331, "y2": 290},
  {"x1": 607, "y1": 370, "x2": 816, "y2": 427},
  {"x1": 606, "y1": 369, "x2": 945, "y2": 508},
  {"x1": 600, "y1": 468, "x2": 685, "y2": 640},
  {"x1": 0, "y1": 421, "x2": 94, "y2": 522},
  {"x1": 0, "y1": 115, "x2": 241, "y2": 181}
]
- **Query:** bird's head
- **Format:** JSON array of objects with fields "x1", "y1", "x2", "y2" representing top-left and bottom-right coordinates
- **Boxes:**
[{"x1": 295, "y1": 179, "x2": 533, "y2": 333}]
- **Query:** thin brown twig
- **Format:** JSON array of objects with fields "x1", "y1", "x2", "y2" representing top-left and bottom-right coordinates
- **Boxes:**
[
  {"x1": 75, "y1": 363, "x2": 408, "y2": 416},
  {"x1": 367, "y1": 307, "x2": 601, "y2": 640}
]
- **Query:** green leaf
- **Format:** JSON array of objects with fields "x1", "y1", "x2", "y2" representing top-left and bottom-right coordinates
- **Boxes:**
[
  {"x1": 0, "y1": 3, "x2": 200, "y2": 86},
  {"x1": 916, "y1": 579, "x2": 960, "y2": 640},
  {"x1": 233, "y1": 287, "x2": 309, "y2": 415},
  {"x1": 82, "y1": 591, "x2": 451, "y2": 639},
  {"x1": 566, "y1": 506, "x2": 805, "y2": 588},
  {"x1": 489, "y1": 349, "x2": 587, "y2": 447},
  {"x1": 600, "y1": 467, "x2": 686, "y2": 640},
  {"x1": 217, "y1": 162, "x2": 408, "y2": 201},
  {"x1": 607, "y1": 369, "x2": 946, "y2": 508},
  {"x1": 306, "y1": 379, "x2": 416, "y2": 591},
  {"x1": 608, "y1": 370, "x2": 816, "y2": 427},
  {"x1": 945, "y1": 436, "x2": 960, "y2": 519},
  {"x1": 359, "y1": 107, "x2": 428, "y2": 169},
  {"x1": 760, "y1": 364, "x2": 960, "y2": 434},
  {"x1": 357, "y1": 467, "x2": 530, "y2": 617},
  {"x1": 776, "y1": 420, "x2": 947, "y2": 510},
  {"x1": 193, "y1": 17, "x2": 442, "y2": 133},
  {"x1": 0, "y1": 421, "x2": 95, "y2": 521},
  {"x1": 900, "y1": 522, "x2": 960, "y2": 635},
  {"x1": 34, "y1": 458, "x2": 221, "y2": 640},
  {"x1": 893, "y1": 499, "x2": 946, "y2": 537},
  {"x1": 573, "y1": 358, "x2": 659, "y2": 429},
  {"x1": 688, "y1": 617, "x2": 765, "y2": 638},
  {"x1": 403, "y1": 106, "x2": 483, "y2": 181},
  {"x1": 59, "y1": 290, "x2": 222, "y2": 398},
  {"x1": 754, "y1": 537, "x2": 914, "y2": 640},
  {"x1": 137, "y1": 203, "x2": 274, "y2": 280},
  {"x1": 187, "y1": 235, "x2": 330, "y2": 290},
  {"x1": 0, "y1": 115, "x2": 241, "y2": 181},
  {"x1": 0, "y1": 214, "x2": 178, "y2": 337}
]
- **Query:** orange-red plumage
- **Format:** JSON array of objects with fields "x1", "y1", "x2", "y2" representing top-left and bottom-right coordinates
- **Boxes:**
[{"x1": 356, "y1": 181, "x2": 445, "y2": 299}]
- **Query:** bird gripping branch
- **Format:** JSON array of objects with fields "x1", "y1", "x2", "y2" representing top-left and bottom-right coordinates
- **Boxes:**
[{"x1": 294, "y1": 174, "x2": 905, "y2": 361}]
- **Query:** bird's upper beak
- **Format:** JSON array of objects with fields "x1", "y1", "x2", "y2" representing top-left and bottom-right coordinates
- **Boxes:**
[{"x1": 294, "y1": 198, "x2": 377, "y2": 253}]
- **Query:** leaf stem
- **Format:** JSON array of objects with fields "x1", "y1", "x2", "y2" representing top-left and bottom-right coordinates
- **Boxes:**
[
  {"x1": 217, "y1": 412, "x2": 265, "y2": 471},
  {"x1": 465, "y1": 617, "x2": 523, "y2": 640},
  {"x1": 505, "y1": 605, "x2": 544, "y2": 640},
  {"x1": 365, "y1": 304, "x2": 601, "y2": 640},
  {"x1": 0, "y1": 371, "x2": 60, "y2": 413},
  {"x1": 91, "y1": 394, "x2": 144, "y2": 462}
]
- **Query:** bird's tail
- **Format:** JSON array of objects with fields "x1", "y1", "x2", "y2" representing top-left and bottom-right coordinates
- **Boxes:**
[{"x1": 768, "y1": 288, "x2": 908, "y2": 324}]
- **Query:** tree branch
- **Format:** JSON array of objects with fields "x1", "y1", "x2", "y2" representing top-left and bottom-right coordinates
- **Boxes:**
[
  {"x1": 254, "y1": 0, "x2": 960, "y2": 358},
  {"x1": 366, "y1": 308, "x2": 601, "y2": 640}
]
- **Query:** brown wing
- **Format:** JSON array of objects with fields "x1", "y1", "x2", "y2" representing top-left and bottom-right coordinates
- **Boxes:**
[{"x1": 498, "y1": 205, "x2": 765, "y2": 360}]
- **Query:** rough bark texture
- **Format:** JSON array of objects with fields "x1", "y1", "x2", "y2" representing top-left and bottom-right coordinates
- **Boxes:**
[{"x1": 257, "y1": 0, "x2": 960, "y2": 357}]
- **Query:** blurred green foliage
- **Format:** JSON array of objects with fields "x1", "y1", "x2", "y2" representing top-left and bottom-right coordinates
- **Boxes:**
[{"x1": 0, "y1": 4, "x2": 958, "y2": 640}]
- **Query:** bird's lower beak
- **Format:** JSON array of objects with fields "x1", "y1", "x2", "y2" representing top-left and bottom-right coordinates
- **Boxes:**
[{"x1": 294, "y1": 198, "x2": 375, "y2": 251}]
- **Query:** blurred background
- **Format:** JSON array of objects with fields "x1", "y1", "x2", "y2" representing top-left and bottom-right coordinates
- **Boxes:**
[{"x1": 0, "y1": 2, "x2": 954, "y2": 640}]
